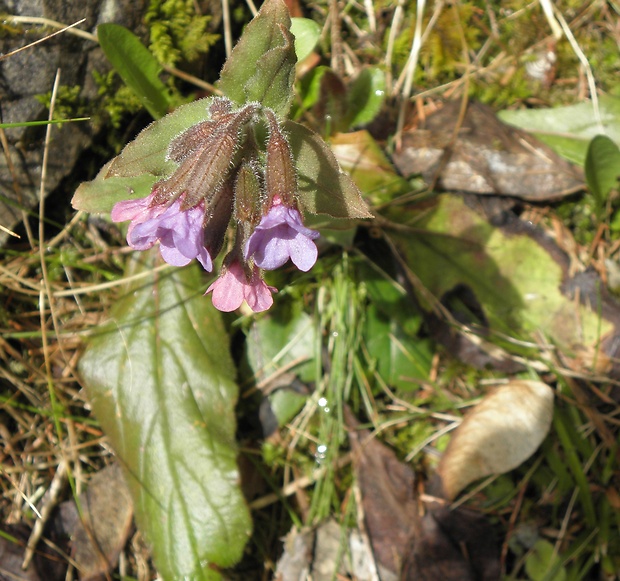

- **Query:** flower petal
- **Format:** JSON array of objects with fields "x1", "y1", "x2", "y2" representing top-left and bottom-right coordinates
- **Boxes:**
[
  {"x1": 207, "y1": 262, "x2": 275, "y2": 313},
  {"x1": 245, "y1": 204, "x2": 319, "y2": 272},
  {"x1": 128, "y1": 218, "x2": 161, "y2": 250},
  {"x1": 206, "y1": 264, "x2": 245, "y2": 312},
  {"x1": 289, "y1": 233, "x2": 319, "y2": 272},
  {"x1": 244, "y1": 279, "x2": 275, "y2": 312},
  {"x1": 111, "y1": 197, "x2": 149, "y2": 223},
  {"x1": 160, "y1": 243, "x2": 192, "y2": 266}
]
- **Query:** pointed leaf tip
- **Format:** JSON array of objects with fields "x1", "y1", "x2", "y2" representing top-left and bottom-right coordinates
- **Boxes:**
[{"x1": 285, "y1": 121, "x2": 373, "y2": 220}]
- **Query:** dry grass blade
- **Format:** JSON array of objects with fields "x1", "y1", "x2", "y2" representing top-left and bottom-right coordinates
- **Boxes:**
[
  {"x1": 0, "y1": 18, "x2": 92, "y2": 61},
  {"x1": 0, "y1": 223, "x2": 20, "y2": 239},
  {"x1": 394, "y1": 0, "x2": 444, "y2": 140},
  {"x1": 385, "y1": 0, "x2": 405, "y2": 92},
  {"x1": 552, "y1": 7, "x2": 602, "y2": 131}
]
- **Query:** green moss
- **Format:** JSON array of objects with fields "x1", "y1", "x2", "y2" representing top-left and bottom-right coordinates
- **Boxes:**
[
  {"x1": 553, "y1": 195, "x2": 596, "y2": 246},
  {"x1": 420, "y1": 4, "x2": 481, "y2": 82},
  {"x1": 35, "y1": 85, "x2": 89, "y2": 120},
  {"x1": 145, "y1": 0, "x2": 219, "y2": 67},
  {"x1": 92, "y1": 70, "x2": 145, "y2": 128},
  {"x1": 470, "y1": 67, "x2": 535, "y2": 108}
]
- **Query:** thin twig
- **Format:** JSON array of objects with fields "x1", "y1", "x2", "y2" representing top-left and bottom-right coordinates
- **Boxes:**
[
  {"x1": 221, "y1": 0, "x2": 232, "y2": 58},
  {"x1": 245, "y1": 0, "x2": 258, "y2": 16},
  {"x1": 38, "y1": 68, "x2": 63, "y2": 376},
  {"x1": 395, "y1": 0, "x2": 427, "y2": 99},
  {"x1": 385, "y1": 0, "x2": 405, "y2": 92},
  {"x1": 330, "y1": 0, "x2": 345, "y2": 77},
  {"x1": 0, "y1": 18, "x2": 92, "y2": 61},
  {"x1": 0, "y1": 128, "x2": 34, "y2": 246},
  {"x1": 53, "y1": 262, "x2": 172, "y2": 298},
  {"x1": 161, "y1": 64, "x2": 221, "y2": 95},
  {"x1": 395, "y1": 0, "x2": 445, "y2": 142},
  {"x1": 363, "y1": 0, "x2": 377, "y2": 34},
  {"x1": 22, "y1": 462, "x2": 68, "y2": 569},
  {"x1": 552, "y1": 6, "x2": 603, "y2": 132},
  {"x1": 538, "y1": 0, "x2": 564, "y2": 40}
]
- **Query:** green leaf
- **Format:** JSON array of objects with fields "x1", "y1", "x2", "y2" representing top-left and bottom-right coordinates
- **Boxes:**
[
  {"x1": 97, "y1": 24, "x2": 173, "y2": 120},
  {"x1": 79, "y1": 254, "x2": 252, "y2": 579},
  {"x1": 346, "y1": 67, "x2": 386, "y2": 128},
  {"x1": 72, "y1": 98, "x2": 214, "y2": 213},
  {"x1": 296, "y1": 66, "x2": 329, "y2": 113},
  {"x1": 72, "y1": 172, "x2": 158, "y2": 214},
  {"x1": 585, "y1": 134, "x2": 620, "y2": 217},
  {"x1": 387, "y1": 194, "x2": 614, "y2": 357},
  {"x1": 0, "y1": 118, "x2": 89, "y2": 129},
  {"x1": 285, "y1": 120, "x2": 373, "y2": 219},
  {"x1": 524, "y1": 539, "x2": 567, "y2": 581},
  {"x1": 364, "y1": 304, "x2": 432, "y2": 391},
  {"x1": 290, "y1": 17, "x2": 321, "y2": 62},
  {"x1": 268, "y1": 388, "x2": 308, "y2": 427},
  {"x1": 242, "y1": 305, "x2": 316, "y2": 428},
  {"x1": 218, "y1": 0, "x2": 296, "y2": 117},
  {"x1": 358, "y1": 260, "x2": 432, "y2": 391},
  {"x1": 499, "y1": 95, "x2": 620, "y2": 165},
  {"x1": 244, "y1": 305, "x2": 317, "y2": 385}
]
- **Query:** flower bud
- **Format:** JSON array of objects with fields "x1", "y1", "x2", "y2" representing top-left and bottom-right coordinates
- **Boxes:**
[
  {"x1": 167, "y1": 99, "x2": 236, "y2": 163},
  {"x1": 264, "y1": 109, "x2": 296, "y2": 208},
  {"x1": 209, "y1": 97, "x2": 233, "y2": 118},
  {"x1": 233, "y1": 160, "x2": 263, "y2": 225},
  {"x1": 167, "y1": 120, "x2": 218, "y2": 164},
  {"x1": 151, "y1": 103, "x2": 259, "y2": 210},
  {"x1": 203, "y1": 178, "x2": 235, "y2": 261}
]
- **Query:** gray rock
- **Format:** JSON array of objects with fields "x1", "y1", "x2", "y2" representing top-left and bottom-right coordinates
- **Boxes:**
[{"x1": 0, "y1": 0, "x2": 149, "y2": 242}]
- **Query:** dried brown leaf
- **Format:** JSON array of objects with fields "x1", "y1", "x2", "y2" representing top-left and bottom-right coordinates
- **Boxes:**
[
  {"x1": 66, "y1": 463, "x2": 134, "y2": 580},
  {"x1": 346, "y1": 409, "x2": 417, "y2": 575},
  {"x1": 438, "y1": 380, "x2": 554, "y2": 500}
]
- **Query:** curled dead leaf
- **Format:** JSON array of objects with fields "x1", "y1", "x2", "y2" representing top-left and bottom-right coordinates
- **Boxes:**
[
  {"x1": 438, "y1": 379, "x2": 554, "y2": 500},
  {"x1": 392, "y1": 100, "x2": 584, "y2": 200}
]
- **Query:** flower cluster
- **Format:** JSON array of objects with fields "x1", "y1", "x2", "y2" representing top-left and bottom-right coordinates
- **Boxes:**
[{"x1": 111, "y1": 98, "x2": 319, "y2": 313}]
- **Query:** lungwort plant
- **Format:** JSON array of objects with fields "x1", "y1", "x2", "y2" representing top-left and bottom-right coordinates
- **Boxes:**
[{"x1": 72, "y1": 0, "x2": 371, "y2": 578}]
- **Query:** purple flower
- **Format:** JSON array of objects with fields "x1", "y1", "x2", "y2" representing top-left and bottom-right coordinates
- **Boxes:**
[
  {"x1": 245, "y1": 200, "x2": 319, "y2": 272},
  {"x1": 111, "y1": 193, "x2": 213, "y2": 271},
  {"x1": 206, "y1": 261, "x2": 276, "y2": 312}
]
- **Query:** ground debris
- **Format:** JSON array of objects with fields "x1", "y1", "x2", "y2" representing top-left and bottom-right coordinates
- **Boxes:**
[{"x1": 346, "y1": 409, "x2": 501, "y2": 580}]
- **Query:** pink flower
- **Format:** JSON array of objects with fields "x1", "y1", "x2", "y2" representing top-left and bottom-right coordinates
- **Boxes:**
[
  {"x1": 111, "y1": 193, "x2": 213, "y2": 271},
  {"x1": 245, "y1": 199, "x2": 319, "y2": 272},
  {"x1": 110, "y1": 193, "x2": 165, "y2": 244},
  {"x1": 206, "y1": 262, "x2": 276, "y2": 312}
]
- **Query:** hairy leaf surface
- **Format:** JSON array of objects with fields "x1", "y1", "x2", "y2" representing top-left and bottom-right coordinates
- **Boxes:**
[
  {"x1": 218, "y1": 0, "x2": 296, "y2": 117},
  {"x1": 79, "y1": 254, "x2": 251, "y2": 579},
  {"x1": 72, "y1": 99, "x2": 214, "y2": 213}
]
